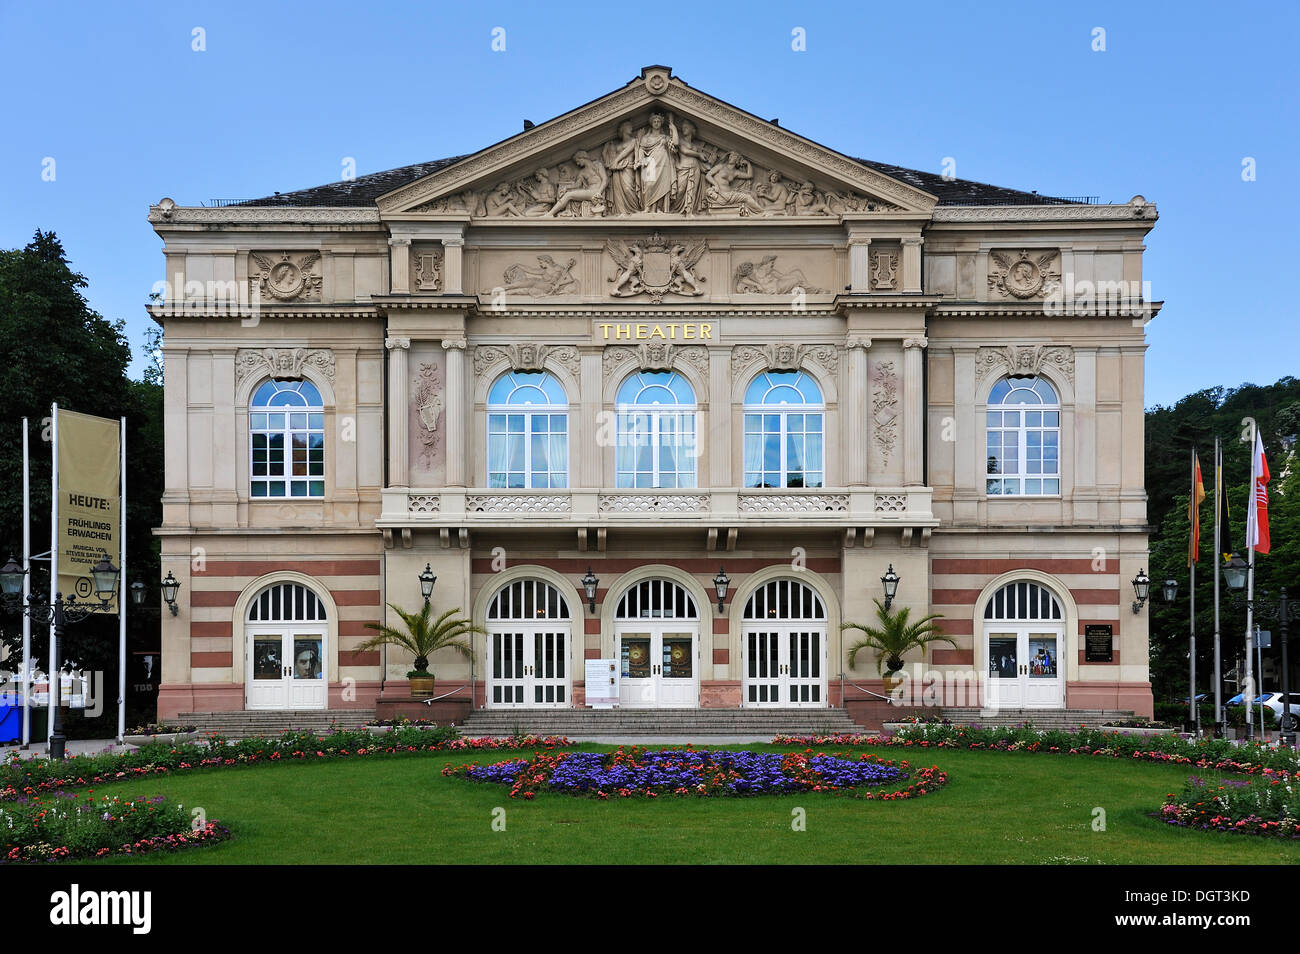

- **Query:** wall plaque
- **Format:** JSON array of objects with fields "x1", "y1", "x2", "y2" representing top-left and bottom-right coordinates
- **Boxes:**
[{"x1": 1084, "y1": 624, "x2": 1114, "y2": 662}]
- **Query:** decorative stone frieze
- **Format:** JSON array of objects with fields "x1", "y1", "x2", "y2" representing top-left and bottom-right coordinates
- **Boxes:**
[
  {"x1": 412, "y1": 362, "x2": 444, "y2": 469},
  {"x1": 988, "y1": 249, "x2": 1062, "y2": 300},
  {"x1": 474, "y1": 343, "x2": 581, "y2": 377},
  {"x1": 412, "y1": 248, "x2": 443, "y2": 291},
  {"x1": 730, "y1": 343, "x2": 838, "y2": 377},
  {"x1": 871, "y1": 360, "x2": 899, "y2": 464},
  {"x1": 869, "y1": 249, "x2": 899, "y2": 290},
  {"x1": 248, "y1": 251, "x2": 323, "y2": 302},
  {"x1": 607, "y1": 233, "x2": 707, "y2": 302},
  {"x1": 733, "y1": 255, "x2": 826, "y2": 294},
  {"x1": 975, "y1": 345, "x2": 1076, "y2": 384},
  {"x1": 602, "y1": 342, "x2": 708, "y2": 378},
  {"x1": 492, "y1": 256, "x2": 579, "y2": 297},
  {"x1": 234, "y1": 348, "x2": 335, "y2": 387}
]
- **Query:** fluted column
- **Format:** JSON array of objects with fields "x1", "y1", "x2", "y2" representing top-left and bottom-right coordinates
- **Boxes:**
[
  {"x1": 903, "y1": 336, "x2": 927, "y2": 486},
  {"x1": 845, "y1": 336, "x2": 871, "y2": 484},
  {"x1": 442, "y1": 338, "x2": 467, "y2": 486},
  {"x1": 385, "y1": 337, "x2": 410, "y2": 487}
]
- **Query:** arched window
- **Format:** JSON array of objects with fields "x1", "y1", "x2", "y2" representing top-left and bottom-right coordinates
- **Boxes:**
[
  {"x1": 983, "y1": 580, "x2": 1063, "y2": 621},
  {"x1": 250, "y1": 380, "x2": 324, "y2": 498},
  {"x1": 615, "y1": 371, "x2": 697, "y2": 488},
  {"x1": 743, "y1": 371, "x2": 824, "y2": 488},
  {"x1": 986, "y1": 376, "x2": 1059, "y2": 496},
  {"x1": 487, "y1": 371, "x2": 568, "y2": 489}
]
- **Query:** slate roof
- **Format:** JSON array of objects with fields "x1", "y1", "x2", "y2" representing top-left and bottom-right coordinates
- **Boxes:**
[{"x1": 227, "y1": 154, "x2": 1087, "y2": 209}]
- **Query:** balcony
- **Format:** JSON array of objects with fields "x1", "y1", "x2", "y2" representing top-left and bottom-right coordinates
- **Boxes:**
[{"x1": 377, "y1": 487, "x2": 936, "y2": 533}]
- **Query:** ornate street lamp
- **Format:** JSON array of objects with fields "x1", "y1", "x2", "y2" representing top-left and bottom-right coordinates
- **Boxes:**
[
  {"x1": 160, "y1": 571, "x2": 181, "y2": 616},
  {"x1": 1223, "y1": 555, "x2": 1249, "y2": 592},
  {"x1": 1162, "y1": 579, "x2": 1179, "y2": 603},
  {"x1": 1131, "y1": 569, "x2": 1151, "y2": 614},
  {"x1": 581, "y1": 567, "x2": 599, "y2": 614},
  {"x1": 130, "y1": 580, "x2": 147, "y2": 607},
  {"x1": 418, "y1": 563, "x2": 436, "y2": 603},
  {"x1": 713, "y1": 567, "x2": 730, "y2": 614},
  {"x1": 0, "y1": 549, "x2": 120, "y2": 760},
  {"x1": 881, "y1": 565, "x2": 900, "y2": 611}
]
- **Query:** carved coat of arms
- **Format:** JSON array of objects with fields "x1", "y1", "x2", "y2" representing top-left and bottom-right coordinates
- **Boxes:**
[{"x1": 607, "y1": 232, "x2": 707, "y2": 303}]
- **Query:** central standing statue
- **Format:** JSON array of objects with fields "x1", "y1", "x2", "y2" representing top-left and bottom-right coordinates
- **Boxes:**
[{"x1": 637, "y1": 111, "x2": 678, "y2": 213}]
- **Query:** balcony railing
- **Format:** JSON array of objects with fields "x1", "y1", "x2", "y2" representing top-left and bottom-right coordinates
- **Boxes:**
[{"x1": 378, "y1": 487, "x2": 935, "y2": 527}]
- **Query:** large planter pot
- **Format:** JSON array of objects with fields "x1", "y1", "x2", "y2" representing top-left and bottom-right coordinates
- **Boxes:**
[
  {"x1": 124, "y1": 731, "x2": 199, "y2": 747},
  {"x1": 408, "y1": 675, "x2": 435, "y2": 697},
  {"x1": 881, "y1": 675, "x2": 905, "y2": 694}
]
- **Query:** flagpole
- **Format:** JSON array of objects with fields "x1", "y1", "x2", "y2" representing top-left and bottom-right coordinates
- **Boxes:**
[
  {"x1": 47, "y1": 404, "x2": 58, "y2": 749},
  {"x1": 1213, "y1": 437, "x2": 1223, "y2": 733},
  {"x1": 1244, "y1": 425, "x2": 1257, "y2": 741},
  {"x1": 20, "y1": 419, "x2": 31, "y2": 748},
  {"x1": 1190, "y1": 446, "x2": 1197, "y2": 730},
  {"x1": 117, "y1": 416, "x2": 126, "y2": 743}
]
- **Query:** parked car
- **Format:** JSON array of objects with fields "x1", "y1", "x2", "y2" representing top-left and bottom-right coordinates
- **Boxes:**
[{"x1": 1225, "y1": 692, "x2": 1300, "y2": 730}]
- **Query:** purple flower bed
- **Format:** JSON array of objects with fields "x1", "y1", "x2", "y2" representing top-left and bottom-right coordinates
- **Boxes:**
[{"x1": 444, "y1": 748, "x2": 914, "y2": 799}]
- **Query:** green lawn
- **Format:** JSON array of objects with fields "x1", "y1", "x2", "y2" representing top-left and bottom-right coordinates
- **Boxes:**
[{"x1": 81, "y1": 744, "x2": 1300, "y2": 864}]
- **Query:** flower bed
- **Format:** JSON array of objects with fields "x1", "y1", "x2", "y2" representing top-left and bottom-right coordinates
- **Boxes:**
[
  {"x1": 1, "y1": 793, "x2": 230, "y2": 863},
  {"x1": 773, "y1": 724, "x2": 1300, "y2": 775},
  {"x1": 1, "y1": 728, "x2": 574, "y2": 800},
  {"x1": 443, "y1": 747, "x2": 948, "y2": 801},
  {"x1": 1161, "y1": 772, "x2": 1300, "y2": 838}
]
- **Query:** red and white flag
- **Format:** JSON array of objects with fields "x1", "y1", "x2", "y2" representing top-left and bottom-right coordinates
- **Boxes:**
[{"x1": 1246, "y1": 431, "x2": 1271, "y2": 555}]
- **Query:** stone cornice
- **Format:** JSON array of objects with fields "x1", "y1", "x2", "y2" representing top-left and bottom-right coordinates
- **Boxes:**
[
  {"x1": 148, "y1": 205, "x2": 382, "y2": 225},
  {"x1": 932, "y1": 300, "x2": 1163, "y2": 319},
  {"x1": 930, "y1": 204, "x2": 1158, "y2": 223},
  {"x1": 147, "y1": 303, "x2": 381, "y2": 321}
]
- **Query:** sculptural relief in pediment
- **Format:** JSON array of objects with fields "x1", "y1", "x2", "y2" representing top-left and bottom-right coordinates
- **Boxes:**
[{"x1": 411, "y1": 110, "x2": 901, "y2": 220}]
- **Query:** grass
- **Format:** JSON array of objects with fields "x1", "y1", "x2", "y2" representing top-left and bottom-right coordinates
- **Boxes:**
[{"x1": 76, "y1": 743, "x2": 1300, "y2": 865}]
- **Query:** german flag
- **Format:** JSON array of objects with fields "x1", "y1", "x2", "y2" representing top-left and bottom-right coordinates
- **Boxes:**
[{"x1": 1189, "y1": 451, "x2": 1205, "y2": 566}]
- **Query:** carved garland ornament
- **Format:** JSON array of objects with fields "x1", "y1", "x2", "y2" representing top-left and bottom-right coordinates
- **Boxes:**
[
  {"x1": 412, "y1": 362, "x2": 444, "y2": 469},
  {"x1": 975, "y1": 345, "x2": 1076, "y2": 384},
  {"x1": 729, "y1": 343, "x2": 838, "y2": 377},
  {"x1": 474, "y1": 343, "x2": 580, "y2": 378},
  {"x1": 248, "y1": 251, "x2": 323, "y2": 301},
  {"x1": 602, "y1": 342, "x2": 708, "y2": 378},
  {"x1": 235, "y1": 348, "x2": 335, "y2": 386},
  {"x1": 871, "y1": 360, "x2": 899, "y2": 464}
]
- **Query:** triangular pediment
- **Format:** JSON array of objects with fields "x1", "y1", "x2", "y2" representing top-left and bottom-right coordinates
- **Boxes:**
[{"x1": 378, "y1": 66, "x2": 936, "y2": 220}]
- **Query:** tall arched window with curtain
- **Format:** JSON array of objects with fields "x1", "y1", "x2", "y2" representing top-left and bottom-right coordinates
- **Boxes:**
[
  {"x1": 615, "y1": 371, "x2": 697, "y2": 488},
  {"x1": 250, "y1": 379, "x2": 324, "y2": 498},
  {"x1": 486, "y1": 371, "x2": 569, "y2": 488},
  {"x1": 743, "y1": 371, "x2": 824, "y2": 488},
  {"x1": 985, "y1": 376, "x2": 1060, "y2": 496}
]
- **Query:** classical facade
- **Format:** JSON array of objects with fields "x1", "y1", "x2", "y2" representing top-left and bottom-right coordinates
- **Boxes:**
[{"x1": 150, "y1": 67, "x2": 1158, "y2": 720}]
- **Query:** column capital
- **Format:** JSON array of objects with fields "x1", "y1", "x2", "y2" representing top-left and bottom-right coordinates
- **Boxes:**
[
  {"x1": 846, "y1": 336, "x2": 873, "y2": 351},
  {"x1": 900, "y1": 236, "x2": 924, "y2": 247},
  {"x1": 903, "y1": 336, "x2": 929, "y2": 350},
  {"x1": 388, "y1": 236, "x2": 412, "y2": 248},
  {"x1": 441, "y1": 338, "x2": 467, "y2": 351},
  {"x1": 384, "y1": 336, "x2": 411, "y2": 350},
  {"x1": 440, "y1": 236, "x2": 465, "y2": 248}
]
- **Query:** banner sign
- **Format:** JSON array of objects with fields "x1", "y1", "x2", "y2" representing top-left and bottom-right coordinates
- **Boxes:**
[
  {"x1": 56, "y1": 409, "x2": 120, "y2": 613},
  {"x1": 585, "y1": 659, "x2": 619, "y2": 708}
]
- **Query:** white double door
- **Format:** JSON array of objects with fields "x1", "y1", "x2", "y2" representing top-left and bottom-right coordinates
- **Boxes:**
[
  {"x1": 247, "y1": 627, "x2": 327, "y2": 710},
  {"x1": 487, "y1": 627, "x2": 570, "y2": 708},
  {"x1": 617, "y1": 625, "x2": 698, "y2": 708},
  {"x1": 744, "y1": 627, "x2": 826, "y2": 707},
  {"x1": 985, "y1": 626, "x2": 1064, "y2": 709}
]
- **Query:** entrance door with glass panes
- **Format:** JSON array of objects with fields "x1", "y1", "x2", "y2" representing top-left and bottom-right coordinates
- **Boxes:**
[
  {"x1": 245, "y1": 582, "x2": 328, "y2": 710},
  {"x1": 614, "y1": 579, "x2": 699, "y2": 708},
  {"x1": 742, "y1": 579, "x2": 827, "y2": 707},
  {"x1": 485, "y1": 579, "x2": 572, "y2": 708},
  {"x1": 983, "y1": 580, "x2": 1065, "y2": 709}
]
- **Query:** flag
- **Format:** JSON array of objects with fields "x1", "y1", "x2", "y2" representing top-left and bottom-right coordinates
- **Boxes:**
[
  {"x1": 1218, "y1": 442, "x2": 1234, "y2": 562},
  {"x1": 1189, "y1": 451, "x2": 1205, "y2": 565},
  {"x1": 1246, "y1": 430, "x2": 1271, "y2": 555}
]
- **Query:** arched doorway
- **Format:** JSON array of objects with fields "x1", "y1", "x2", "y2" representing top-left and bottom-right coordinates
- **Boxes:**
[
  {"x1": 614, "y1": 579, "x2": 699, "y2": 708},
  {"x1": 246, "y1": 582, "x2": 328, "y2": 710},
  {"x1": 485, "y1": 579, "x2": 572, "y2": 708},
  {"x1": 742, "y1": 579, "x2": 827, "y2": 707},
  {"x1": 983, "y1": 580, "x2": 1065, "y2": 709}
]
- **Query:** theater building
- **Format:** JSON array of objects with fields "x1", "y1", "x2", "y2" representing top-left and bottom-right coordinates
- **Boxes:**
[{"x1": 149, "y1": 67, "x2": 1158, "y2": 721}]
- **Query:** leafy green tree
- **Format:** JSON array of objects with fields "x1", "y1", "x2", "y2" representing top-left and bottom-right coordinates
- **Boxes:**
[{"x1": 842, "y1": 599, "x2": 955, "y2": 675}]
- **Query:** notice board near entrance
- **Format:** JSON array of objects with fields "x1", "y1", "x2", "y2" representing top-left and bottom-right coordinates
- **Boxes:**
[{"x1": 1084, "y1": 625, "x2": 1114, "y2": 662}]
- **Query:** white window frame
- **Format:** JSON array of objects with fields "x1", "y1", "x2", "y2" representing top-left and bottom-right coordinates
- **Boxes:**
[
  {"x1": 743, "y1": 371, "x2": 825, "y2": 489},
  {"x1": 249, "y1": 379, "x2": 325, "y2": 500},
  {"x1": 615, "y1": 372, "x2": 698, "y2": 489},
  {"x1": 486, "y1": 371, "x2": 569, "y2": 489},
  {"x1": 985, "y1": 376, "x2": 1060, "y2": 497}
]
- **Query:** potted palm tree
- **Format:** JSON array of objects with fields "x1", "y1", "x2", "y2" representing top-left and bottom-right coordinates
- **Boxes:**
[
  {"x1": 842, "y1": 598, "x2": 955, "y2": 693},
  {"x1": 358, "y1": 603, "x2": 485, "y2": 697}
]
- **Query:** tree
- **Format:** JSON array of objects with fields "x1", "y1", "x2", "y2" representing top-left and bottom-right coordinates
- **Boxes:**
[
  {"x1": 356, "y1": 604, "x2": 485, "y2": 679},
  {"x1": 0, "y1": 232, "x2": 163, "y2": 727},
  {"x1": 842, "y1": 599, "x2": 955, "y2": 675}
]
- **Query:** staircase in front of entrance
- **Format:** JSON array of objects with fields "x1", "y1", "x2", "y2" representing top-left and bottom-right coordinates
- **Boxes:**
[
  {"x1": 938, "y1": 708, "x2": 1136, "y2": 729},
  {"x1": 177, "y1": 709, "x2": 375, "y2": 738},
  {"x1": 460, "y1": 708, "x2": 861, "y2": 739}
]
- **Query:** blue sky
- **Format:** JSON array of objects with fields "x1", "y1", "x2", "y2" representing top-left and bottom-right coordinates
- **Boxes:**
[{"x1": 1, "y1": 0, "x2": 1295, "y2": 407}]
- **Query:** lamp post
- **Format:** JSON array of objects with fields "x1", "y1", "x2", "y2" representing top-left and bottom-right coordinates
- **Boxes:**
[
  {"x1": 0, "y1": 552, "x2": 120, "y2": 760},
  {"x1": 881, "y1": 565, "x2": 900, "y2": 611}
]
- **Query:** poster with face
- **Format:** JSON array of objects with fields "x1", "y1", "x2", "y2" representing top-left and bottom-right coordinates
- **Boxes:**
[{"x1": 293, "y1": 638, "x2": 323, "y2": 679}]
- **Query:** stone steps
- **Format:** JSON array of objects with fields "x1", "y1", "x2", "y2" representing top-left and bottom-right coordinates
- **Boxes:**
[{"x1": 460, "y1": 707, "x2": 860, "y2": 738}]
